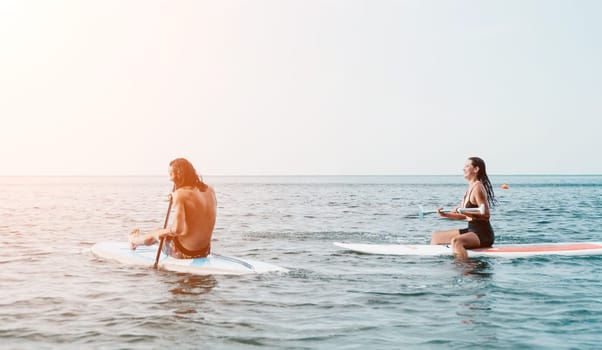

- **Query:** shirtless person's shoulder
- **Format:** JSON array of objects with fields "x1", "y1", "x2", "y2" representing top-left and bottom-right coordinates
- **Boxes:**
[{"x1": 129, "y1": 158, "x2": 217, "y2": 259}]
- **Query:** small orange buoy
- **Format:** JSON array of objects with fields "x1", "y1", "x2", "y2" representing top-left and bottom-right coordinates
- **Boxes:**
[{"x1": 501, "y1": 184, "x2": 509, "y2": 190}]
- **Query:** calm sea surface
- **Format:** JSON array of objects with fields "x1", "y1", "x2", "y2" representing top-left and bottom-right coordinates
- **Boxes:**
[{"x1": 1, "y1": 175, "x2": 602, "y2": 349}]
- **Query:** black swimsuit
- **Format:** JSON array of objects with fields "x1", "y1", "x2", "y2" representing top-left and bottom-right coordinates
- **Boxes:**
[{"x1": 459, "y1": 188, "x2": 495, "y2": 248}]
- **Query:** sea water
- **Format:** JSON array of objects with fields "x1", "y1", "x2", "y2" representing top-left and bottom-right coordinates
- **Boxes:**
[{"x1": 1, "y1": 175, "x2": 602, "y2": 349}]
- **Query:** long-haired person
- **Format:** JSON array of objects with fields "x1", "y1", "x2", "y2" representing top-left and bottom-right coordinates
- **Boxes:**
[
  {"x1": 129, "y1": 158, "x2": 217, "y2": 258},
  {"x1": 431, "y1": 157, "x2": 497, "y2": 260}
]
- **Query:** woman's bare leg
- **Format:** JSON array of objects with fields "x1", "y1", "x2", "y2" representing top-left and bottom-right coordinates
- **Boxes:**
[
  {"x1": 451, "y1": 232, "x2": 481, "y2": 260},
  {"x1": 431, "y1": 229, "x2": 461, "y2": 245}
]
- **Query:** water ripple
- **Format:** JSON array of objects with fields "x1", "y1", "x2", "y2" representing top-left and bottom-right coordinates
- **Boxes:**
[{"x1": 1, "y1": 176, "x2": 602, "y2": 349}]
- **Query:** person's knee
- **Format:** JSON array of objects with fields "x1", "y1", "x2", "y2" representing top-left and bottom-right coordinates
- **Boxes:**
[
  {"x1": 452, "y1": 234, "x2": 480, "y2": 249},
  {"x1": 451, "y1": 236, "x2": 464, "y2": 248}
]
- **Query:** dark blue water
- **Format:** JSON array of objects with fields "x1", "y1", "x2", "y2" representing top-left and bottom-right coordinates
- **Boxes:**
[{"x1": 1, "y1": 175, "x2": 601, "y2": 349}]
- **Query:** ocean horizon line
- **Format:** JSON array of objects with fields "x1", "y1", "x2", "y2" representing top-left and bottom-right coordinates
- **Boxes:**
[{"x1": 1, "y1": 173, "x2": 601, "y2": 178}]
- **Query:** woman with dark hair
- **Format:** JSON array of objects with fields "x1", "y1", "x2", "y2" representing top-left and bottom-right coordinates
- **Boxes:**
[
  {"x1": 431, "y1": 157, "x2": 497, "y2": 260},
  {"x1": 129, "y1": 158, "x2": 217, "y2": 258}
]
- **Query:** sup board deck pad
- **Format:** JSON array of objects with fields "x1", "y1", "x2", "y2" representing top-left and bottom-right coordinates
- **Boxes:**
[
  {"x1": 334, "y1": 242, "x2": 602, "y2": 258},
  {"x1": 91, "y1": 241, "x2": 288, "y2": 275}
]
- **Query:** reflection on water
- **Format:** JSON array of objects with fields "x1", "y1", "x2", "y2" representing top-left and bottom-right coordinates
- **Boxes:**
[
  {"x1": 2, "y1": 176, "x2": 602, "y2": 349},
  {"x1": 455, "y1": 258, "x2": 493, "y2": 278},
  {"x1": 169, "y1": 274, "x2": 218, "y2": 296},
  {"x1": 452, "y1": 259, "x2": 495, "y2": 335},
  {"x1": 164, "y1": 274, "x2": 219, "y2": 316}
]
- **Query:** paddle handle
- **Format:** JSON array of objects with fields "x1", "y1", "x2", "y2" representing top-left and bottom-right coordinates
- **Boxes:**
[
  {"x1": 419, "y1": 204, "x2": 485, "y2": 219},
  {"x1": 154, "y1": 187, "x2": 174, "y2": 269},
  {"x1": 456, "y1": 204, "x2": 485, "y2": 215}
]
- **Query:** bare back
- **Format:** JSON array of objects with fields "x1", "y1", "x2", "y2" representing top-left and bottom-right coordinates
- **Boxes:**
[{"x1": 170, "y1": 185, "x2": 217, "y2": 253}]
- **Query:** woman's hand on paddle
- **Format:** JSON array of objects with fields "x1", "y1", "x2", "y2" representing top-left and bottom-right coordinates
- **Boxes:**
[{"x1": 438, "y1": 207, "x2": 467, "y2": 220}]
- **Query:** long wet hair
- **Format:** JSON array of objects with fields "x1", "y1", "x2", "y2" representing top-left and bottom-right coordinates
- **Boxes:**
[
  {"x1": 469, "y1": 156, "x2": 497, "y2": 208},
  {"x1": 170, "y1": 158, "x2": 208, "y2": 191}
]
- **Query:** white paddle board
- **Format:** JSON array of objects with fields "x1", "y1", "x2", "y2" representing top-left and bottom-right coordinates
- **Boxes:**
[
  {"x1": 91, "y1": 241, "x2": 288, "y2": 275},
  {"x1": 334, "y1": 241, "x2": 602, "y2": 258}
]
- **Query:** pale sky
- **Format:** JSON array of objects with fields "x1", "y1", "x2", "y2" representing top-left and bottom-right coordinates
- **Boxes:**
[{"x1": 1, "y1": 0, "x2": 601, "y2": 176}]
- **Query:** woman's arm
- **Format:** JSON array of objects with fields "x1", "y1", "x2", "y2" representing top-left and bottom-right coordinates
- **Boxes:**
[
  {"x1": 463, "y1": 184, "x2": 490, "y2": 220},
  {"x1": 437, "y1": 207, "x2": 467, "y2": 220}
]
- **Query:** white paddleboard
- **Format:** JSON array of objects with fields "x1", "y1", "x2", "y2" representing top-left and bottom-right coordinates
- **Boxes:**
[
  {"x1": 334, "y1": 241, "x2": 602, "y2": 258},
  {"x1": 91, "y1": 241, "x2": 288, "y2": 275}
]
